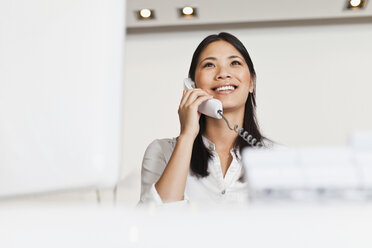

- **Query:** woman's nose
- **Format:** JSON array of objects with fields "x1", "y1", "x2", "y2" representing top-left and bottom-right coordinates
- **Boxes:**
[{"x1": 216, "y1": 67, "x2": 231, "y2": 80}]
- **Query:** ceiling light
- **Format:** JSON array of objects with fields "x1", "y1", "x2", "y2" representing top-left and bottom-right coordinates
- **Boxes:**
[
  {"x1": 137, "y1": 9, "x2": 154, "y2": 20},
  {"x1": 346, "y1": 0, "x2": 367, "y2": 9},
  {"x1": 350, "y1": 0, "x2": 362, "y2": 6},
  {"x1": 182, "y1": 7, "x2": 194, "y2": 15},
  {"x1": 179, "y1": 6, "x2": 197, "y2": 18}
]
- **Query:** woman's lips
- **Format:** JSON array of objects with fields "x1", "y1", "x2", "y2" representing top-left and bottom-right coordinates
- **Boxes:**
[{"x1": 215, "y1": 89, "x2": 235, "y2": 94}]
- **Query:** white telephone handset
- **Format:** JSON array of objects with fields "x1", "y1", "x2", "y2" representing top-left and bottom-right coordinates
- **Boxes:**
[{"x1": 183, "y1": 78, "x2": 223, "y2": 119}]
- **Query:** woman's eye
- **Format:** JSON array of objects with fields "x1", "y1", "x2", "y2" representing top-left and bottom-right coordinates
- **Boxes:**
[
  {"x1": 203, "y1": 62, "x2": 214, "y2": 68},
  {"x1": 231, "y1": 60, "x2": 241, "y2": 66}
]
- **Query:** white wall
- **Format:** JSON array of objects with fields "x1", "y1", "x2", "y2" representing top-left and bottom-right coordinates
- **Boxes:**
[{"x1": 122, "y1": 22, "x2": 372, "y2": 178}]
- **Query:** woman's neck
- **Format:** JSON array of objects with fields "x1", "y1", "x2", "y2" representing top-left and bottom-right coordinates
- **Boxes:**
[{"x1": 204, "y1": 109, "x2": 244, "y2": 152}]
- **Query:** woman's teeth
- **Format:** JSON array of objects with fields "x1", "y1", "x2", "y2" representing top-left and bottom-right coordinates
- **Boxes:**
[{"x1": 215, "y1": 85, "x2": 235, "y2": 92}]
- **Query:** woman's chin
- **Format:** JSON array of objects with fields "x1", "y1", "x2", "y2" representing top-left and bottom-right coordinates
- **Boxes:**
[{"x1": 221, "y1": 103, "x2": 245, "y2": 114}]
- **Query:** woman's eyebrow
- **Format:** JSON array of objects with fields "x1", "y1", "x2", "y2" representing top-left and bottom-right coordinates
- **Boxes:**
[
  {"x1": 198, "y1": 55, "x2": 243, "y2": 66},
  {"x1": 199, "y1": 56, "x2": 216, "y2": 65},
  {"x1": 229, "y1": 55, "x2": 243, "y2": 60}
]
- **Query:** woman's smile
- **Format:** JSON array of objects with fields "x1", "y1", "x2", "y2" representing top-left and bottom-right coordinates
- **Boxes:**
[{"x1": 212, "y1": 84, "x2": 237, "y2": 94}]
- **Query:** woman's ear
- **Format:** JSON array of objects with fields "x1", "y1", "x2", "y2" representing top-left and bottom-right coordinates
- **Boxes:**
[{"x1": 249, "y1": 78, "x2": 255, "y2": 93}]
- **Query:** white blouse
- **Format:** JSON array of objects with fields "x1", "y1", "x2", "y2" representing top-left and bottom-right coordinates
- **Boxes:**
[{"x1": 139, "y1": 136, "x2": 250, "y2": 206}]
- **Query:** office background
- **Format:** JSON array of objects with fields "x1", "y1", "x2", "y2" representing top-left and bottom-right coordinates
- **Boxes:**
[
  {"x1": 1, "y1": 0, "x2": 372, "y2": 205},
  {"x1": 122, "y1": 1, "x2": 372, "y2": 203}
]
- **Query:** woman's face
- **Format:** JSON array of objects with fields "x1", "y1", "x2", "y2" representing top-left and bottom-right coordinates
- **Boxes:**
[{"x1": 194, "y1": 40, "x2": 254, "y2": 113}]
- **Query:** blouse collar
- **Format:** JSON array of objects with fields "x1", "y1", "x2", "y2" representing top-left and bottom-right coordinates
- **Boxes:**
[{"x1": 201, "y1": 135, "x2": 241, "y2": 160}]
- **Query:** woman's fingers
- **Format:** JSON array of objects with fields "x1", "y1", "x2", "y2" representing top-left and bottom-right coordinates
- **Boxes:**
[
  {"x1": 191, "y1": 95, "x2": 213, "y2": 110},
  {"x1": 186, "y1": 90, "x2": 211, "y2": 107},
  {"x1": 180, "y1": 89, "x2": 211, "y2": 108},
  {"x1": 179, "y1": 89, "x2": 191, "y2": 107},
  {"x1": 180, "y1": 89, "x2": 203, "y2": 107},
  {"x1": 178, "y1": 88, "x2": 213, "y2": 138}
]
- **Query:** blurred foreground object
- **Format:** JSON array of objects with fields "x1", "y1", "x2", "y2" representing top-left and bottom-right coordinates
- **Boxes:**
[
  {"x1": 243, "y1": 132, "x2": 372, "y2": 203},
  {"x1": 0, "y1": 0, "x2": 125, "y2": 197},
  {"x1": 1, "y1": 204, "x2": 372, "y2": 248}
]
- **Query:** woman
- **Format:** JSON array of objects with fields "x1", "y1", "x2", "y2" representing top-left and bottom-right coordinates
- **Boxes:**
[{"x1": 139, "y1": 32, "x2": 267, "y2": 205}]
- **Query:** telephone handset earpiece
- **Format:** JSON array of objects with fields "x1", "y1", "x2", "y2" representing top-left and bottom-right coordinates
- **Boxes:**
[{"x1": 183, "y1": 78, "x2": 262, "y2": 147}]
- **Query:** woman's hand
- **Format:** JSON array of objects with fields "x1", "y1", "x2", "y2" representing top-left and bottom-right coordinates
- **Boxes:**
[{"x1": 178, "y1": 89, "x2": 213, "y2": 139}]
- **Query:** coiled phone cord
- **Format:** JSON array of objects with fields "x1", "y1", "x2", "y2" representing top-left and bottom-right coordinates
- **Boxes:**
[{"x1": 217, "y1": 110, "x2": 263, "y2": 147}]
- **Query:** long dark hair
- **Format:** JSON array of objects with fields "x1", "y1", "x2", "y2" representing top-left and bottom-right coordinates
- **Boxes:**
[{"x1": 188, "y1": 32, "x2": 264, "y2": 178}]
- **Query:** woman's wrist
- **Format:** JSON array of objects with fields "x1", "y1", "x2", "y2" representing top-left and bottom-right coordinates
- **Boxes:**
[{"x1": 178, "y1": 133, "x2": 197, "y2": 144}]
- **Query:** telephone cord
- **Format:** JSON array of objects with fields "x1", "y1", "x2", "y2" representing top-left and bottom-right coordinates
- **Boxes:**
[{"x1": 217, "y1": 110, "x2": 263, "y2": 147}]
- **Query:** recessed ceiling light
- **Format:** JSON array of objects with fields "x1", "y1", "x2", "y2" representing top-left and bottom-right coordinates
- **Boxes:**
[
  {"x1": 350, "y1": 0, "x2": 362, "y2": 6},
  {"x1": 137, "y1": 9, "x2": 154, "y2": 20},
  {"x1": 179, "y1": 6, "x2": 197, "y2": 18},
  {"x1": 182, "y1": 7, "x2": 194, "y2": 15},
  {"x1": 346, "y1": 0, "x2": 367, "y2": 9}
]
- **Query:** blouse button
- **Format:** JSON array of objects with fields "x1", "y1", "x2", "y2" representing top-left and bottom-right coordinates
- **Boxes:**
[{"x1": 221, "y1": 190, "x2": 226, "y2": 195}]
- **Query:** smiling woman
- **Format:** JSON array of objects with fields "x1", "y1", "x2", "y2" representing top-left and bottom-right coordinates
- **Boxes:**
[{"x1": 139, "y1": 32, "x2": 269, "y2": 206}]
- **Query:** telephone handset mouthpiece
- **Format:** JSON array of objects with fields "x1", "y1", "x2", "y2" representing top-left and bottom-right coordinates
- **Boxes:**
[{"x1": 183, "y1": 78, "x2": 223, "y2": 119}]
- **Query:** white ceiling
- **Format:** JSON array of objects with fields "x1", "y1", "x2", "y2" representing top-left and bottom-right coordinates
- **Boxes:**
[{"x1": 126, "y1": 0, "x2": 372, "y2": 31}]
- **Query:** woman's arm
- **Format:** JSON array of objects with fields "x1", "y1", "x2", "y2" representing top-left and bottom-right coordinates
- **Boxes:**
[
  {"x1": 154, "y1": 134, "x2": 194, "y2": 202},
  {"x1": 154, "y1": 89, "x2": 212, "y2": 202}
]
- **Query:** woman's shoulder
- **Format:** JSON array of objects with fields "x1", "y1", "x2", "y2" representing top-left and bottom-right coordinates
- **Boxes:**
[
  {"x1": 147, "y1": 137, "x2": 177, "y2": 150},
  {"x1": 144, "y1": 137, "x2": 177, "y2": 162}
]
